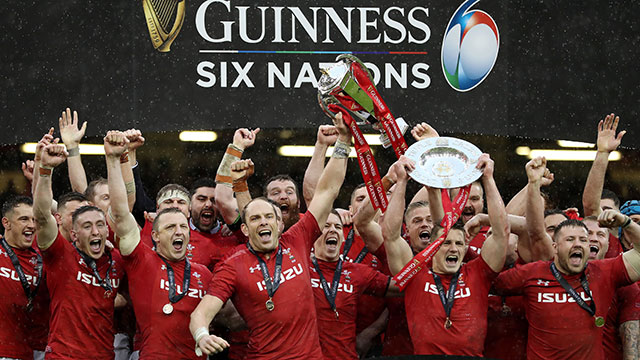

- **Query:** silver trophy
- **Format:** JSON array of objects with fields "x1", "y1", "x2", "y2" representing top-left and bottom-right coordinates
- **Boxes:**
[
  {"x1": 404, "y1": 137, "x2": 483, "y2": 188},
  {"x1": 317, "y1": 54, "x2": 409, "y2": 148}
]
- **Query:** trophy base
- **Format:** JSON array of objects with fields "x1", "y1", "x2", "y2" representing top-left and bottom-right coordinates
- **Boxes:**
[{"x1": 380, "y1": 117, "x2": 409, "y2": 148}]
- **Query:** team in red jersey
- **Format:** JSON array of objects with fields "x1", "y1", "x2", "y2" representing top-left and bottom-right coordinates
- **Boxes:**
[
  {"x1": 104, "y1": 131, "x2": 214, "y2": 360},
  {"x1": 190, "y1": 113, "x2": 350, "y2": 358},
  {"x1": 382, "y1": 153, "x2": 509, "y2": 356},
  {"x1": 6, "y1": 101, "x2": 640, "y2": 360},
  {"x1": 33, "y1": 142, "x2": 126, "y2": 359},
  {"x1": 310, "y1": 211, "x2": 394, "y2": 359},
  {"x1": 0, "y1": 197, "x2": 48, "y2": 360}
]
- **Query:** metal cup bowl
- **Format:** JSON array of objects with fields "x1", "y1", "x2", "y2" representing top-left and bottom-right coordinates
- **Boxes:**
[{"x1": 405, "y1": 137, "x2": 483, "y2": 188}]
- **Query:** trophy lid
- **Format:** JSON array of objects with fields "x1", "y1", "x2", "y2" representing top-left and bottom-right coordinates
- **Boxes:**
[
  {"x1": 318, "y1": 61, "x2": 350, "y2": 95},
  {"x1": 405, "y1": 137, "x2": 483, "y2": 189}
]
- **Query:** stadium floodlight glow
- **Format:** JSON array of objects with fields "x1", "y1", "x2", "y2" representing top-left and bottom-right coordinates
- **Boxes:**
[
  {"x1": 179, "y1": 131, "x2": 217, "y2": 142},
  {"x1": 556, "y1": 140, "x2": 595, "y2": 148},
  {"x1": 20, "y1": 143, "x2": 106, "y2": 155},
  {"x1": 278, "y1": 145, "x2": 359, "y2": 158},
  {"x1": 515, "y1": 147, "x2": 621, "y2": 161}
]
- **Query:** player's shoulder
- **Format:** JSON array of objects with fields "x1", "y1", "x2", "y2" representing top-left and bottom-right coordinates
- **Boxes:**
[{"x1": 219, "y1": 244, "x2": 250, "y2": 265}]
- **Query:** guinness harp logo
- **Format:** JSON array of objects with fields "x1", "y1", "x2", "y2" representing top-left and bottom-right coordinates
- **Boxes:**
[{"x1": 142, "y1": 0, "x2": 186, "y2": 52}]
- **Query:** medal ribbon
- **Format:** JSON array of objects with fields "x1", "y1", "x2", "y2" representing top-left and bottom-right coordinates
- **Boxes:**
[
  {"x1": 247, "y1": 243, "x2": 283, "y2": 299},
  {"x1": 342, "y1": 228, "x2": 370, "y2": 264},
  {"x1": 432, "y1": 269, "x2": 461, "y2": 322},
  {"x1": 349, "y1": 61, "x2": 408, "y2": 158},
  {"x1": 549, "y1": 263, "x2": 596, "y2": 317},
  {"x1": 74, "y1": 244, "x2": 113, "y2": 293},
  {"x1": 0, "y1": 238, "x2": 42, "y2": 311},
  {"x1": 159, "y1": 256, "x2": 191, "y2": 303},
  {"x1": 311, "y1": 254, "x2": 343, "y2": 317},
  {"x1": 393, "y1": 185, "x2": 471, "y2": 291},
  {"x1": 327, "y1": 104, "x2": 388, "y2": 212}
]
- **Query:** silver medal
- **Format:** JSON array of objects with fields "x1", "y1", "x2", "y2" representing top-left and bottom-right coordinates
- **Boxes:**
[{"x1": 162, "y1": 303, "x2": 174, "y2": 315}]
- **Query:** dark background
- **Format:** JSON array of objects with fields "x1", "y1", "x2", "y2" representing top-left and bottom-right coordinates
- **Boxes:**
[{"x1": 1, "y1": 1, "x2": 639, "y2": 219}]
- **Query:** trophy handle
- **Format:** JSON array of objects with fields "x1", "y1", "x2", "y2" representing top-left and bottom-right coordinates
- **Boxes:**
[
  {"x1": 336, "y1": 54, "x2": 375, "y2": 84},
  {"x1": 317, "y1": 93, "x2": 340, "y2": 121}
]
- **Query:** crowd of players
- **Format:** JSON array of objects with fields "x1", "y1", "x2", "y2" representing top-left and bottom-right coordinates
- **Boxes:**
[{"x1": 0, "y1": 107, "x2": 639, "y2": 360}]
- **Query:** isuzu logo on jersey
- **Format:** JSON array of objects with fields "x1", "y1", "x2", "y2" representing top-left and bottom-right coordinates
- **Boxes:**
[
  {"x1": 537, "y1": 291, "x2": 592, "y2": 304},
  {"x1": 0, "y1": 266, "x2": 38, "y2": 285},
  {"x1": 424, "y1": 281, "x2": 471, "y2": 299},
  {"x1": 255, "y1": 263, "x2": 304, "y2": 291},
  {"x1": 159, "y1": 279, "x2": 207, "y2": 299},
  {"x1": 311, "y1": 278, "x2": 354, "y2": 293},
  {"x1": 76, "y1": 271, "x2": 121, "y2": 289}
]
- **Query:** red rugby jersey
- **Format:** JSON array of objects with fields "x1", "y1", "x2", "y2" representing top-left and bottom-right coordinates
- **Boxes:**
[
  {"x1": 43, "y1": 232, "x2": 125, "y2": 359},
  {"x1": 207, "y1": 212, "x2": 323, "y2": 360},
  {"x1": 123, "y1": 242, "x2": 211, "y2": 359},
  {"x1": 494, "y1": 257, "x2": 632, "y2": 360},
  {"x1": 484, "y1": 294, "x2": 528, "y2": 359},
  {"x1": 310, "y1": 259, "x2": 389, "y2": 360},
  {"x1": 603, "y1": 282, "x2": 640, "y2": 360},
  {"x1": 404, "y1": 256, "x2": 497, "y2": 356},
  {"x1": 0, "y1": 242, "x2": 48, "y2": 359}
]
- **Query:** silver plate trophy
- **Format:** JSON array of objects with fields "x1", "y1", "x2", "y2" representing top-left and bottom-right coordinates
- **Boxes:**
[
  {"x1": 317, "y1": 54, "x2": 409, "y2": 148},
  {"x1": 405, "y1": 137, "x2": 483, "y2": 189}
]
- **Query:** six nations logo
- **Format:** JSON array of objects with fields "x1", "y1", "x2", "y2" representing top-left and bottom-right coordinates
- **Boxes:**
[{"x1": 441, "y1": 0, "x2": 499, "y2": 92}]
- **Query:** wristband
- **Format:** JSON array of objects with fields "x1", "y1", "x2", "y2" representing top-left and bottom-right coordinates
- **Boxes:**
[
  {"x1": 193, "y1": 326, "x2": 209, "y2": 344},
  {"x1": 39, "y1": 165, "x2": 53, "y2": 177},
  {"x1": 381, "y1": 175, "x2": 395, "y2": 191},
  {"x1": 120, "y1": 151, "x2": 129, "y2": 164},
  {"x1": 332, "y1": 140, "x2": 351, "y2": 159},
  {"x1": 67, "y1": 147, "x2": 80, "y2": 157},
  {"x1": 622, "y1": 216, "x2": 632, "y2": 229},
  {"x1": 232, "y1": 180, "x2": 249, "y2": 193},
  {"x1": 125, "y1": 181, "x2": 136, "y2": 195},
  {"x1": 215, "y1": 144, "x2": 243, "y2": 187}
]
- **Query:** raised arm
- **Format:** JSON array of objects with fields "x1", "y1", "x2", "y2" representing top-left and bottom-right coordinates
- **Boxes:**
[
  {"x1": 215, "y1": 128, "x2": 260, "y2": 225},
  {"x1": 380, "y1": 156, "x2": 416, "y2": 275},
  {"x1": 524, "y1": 156, "x2": 555, "y2": 261},
  {"x1": 31, "y1": 129, "x2": 57, "y2": 196},
  {"x1": 59, "y1": 108, "x2": 88, "y2": 193},
  {"x1": 104, "y1": 131, "x2": 140, "y2": 255},
  {"x1": 598, "y1": 210, "x2": 640, "y2": 283},
  {"x1": 583, "y1": 113, "x2": 625, "y2": 216},
  {"x1": 302, "y1": 125, "x2": 338, "y2": 207},
  {"x1": 33, "y1": 144, "x2": 68, "y2": 250},
  {"x1": 190, "y1": 295, "x2": 230, "y2": 355},
  {"x1": 306, "y1": 114, "x2": 349, "y2": 227},
  {"x1": 506, "y1": 169, "x2": 553, "y2": 216},
  {"x1": 230, "y1": 159, "x2": 254, "y2": 216},
  {"x1": 478, "y1": 154, "x2": 510, "y2": 272}
]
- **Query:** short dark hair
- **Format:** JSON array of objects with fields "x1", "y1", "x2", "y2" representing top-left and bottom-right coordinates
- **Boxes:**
[
  {"x1": 329, "y1": 209, "x2": 343, "y2": 226},
  {"x1": 190, "y1": 178, "x2": 216, "y2": 197},
  {"x1": 153, "y1": 207, "x2": 188, "y2": 232},
  {"x1": 156, "y1": 184, "x2": 190, "y2": 204},
  {"x1": 71, "y1": 205, "x2": 105, "y2": 226},
  {"x1": 431, "y1": 219, "x2": 465, "y2": 241},
  {"x1": 552, "y1": 219, "x2": 588, "y2": 242},
  {"x1": 544, "y1": 209, "x2": 570, "y2": 220},
  {"x1": 263, "y1": 175, "x2": 299, "y2": 197},
  {"x1": 404, "y1": 201, "x2": 430, "y2": 223},
  {"x1": 57, "y1": 192, "x2": 88, "y2": 213},
  {"x1": 85, "y1": 178, "x2": 108, "y2": 202},
  {"x1": 350, "y1": 183, "x2": 367, "y2": 204},
  {"x1": 241, "y1": 197, "x2": 278, "y2": 224},
  {"x1": 601, "y1": 189, "x2": 620, "y2": 209},
  {"x1": 2, "y1": 196, "x2": 33, "y2": 218}
]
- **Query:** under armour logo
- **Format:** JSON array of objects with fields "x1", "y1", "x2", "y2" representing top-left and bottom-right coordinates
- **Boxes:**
[
  {"x1": 78, "y1": 258, "x2": 85, "y2": 265},
  {"x1": 29, "y1": 257, "x2": 37, "y2": 265},
  {"x1": 537, "y1": 279, "x2": 550, "y2": 286},
  {"x1": 249, "y1": 264, "x2": 261, "y2": 273},
  {"x1": 161, "y1": 264, "x2": 166, "y2": 270},
  {"x1": 0, "y1": 249, "x2": 7, "y2": 257}
]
